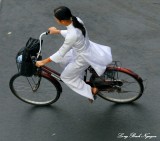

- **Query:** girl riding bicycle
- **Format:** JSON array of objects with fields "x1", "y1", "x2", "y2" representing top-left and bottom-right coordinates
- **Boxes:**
[{"x1": 36, "y1": 6, "x2": 112, "y2": 103}]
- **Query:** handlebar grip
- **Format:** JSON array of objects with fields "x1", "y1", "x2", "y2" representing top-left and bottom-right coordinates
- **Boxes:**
[
  {"x1": 31, "y1": 56, "x2": 37, "y2": 65},
  {"x1": 46, "y1": 31, "x2": 50, "y2": 35}
]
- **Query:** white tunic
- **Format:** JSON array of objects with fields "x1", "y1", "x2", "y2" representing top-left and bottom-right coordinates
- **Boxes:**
[{"x1": 50, "y1": 18, "x2": 112, "y2": 100}]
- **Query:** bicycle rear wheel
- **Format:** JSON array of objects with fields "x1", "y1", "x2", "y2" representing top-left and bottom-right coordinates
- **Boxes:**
[
  {"x1": 9, "y1": 73, "x2": 61, "y2": 105},
  {"x1": 90, "y1": 68, "x2": 144, "y2": 103}
]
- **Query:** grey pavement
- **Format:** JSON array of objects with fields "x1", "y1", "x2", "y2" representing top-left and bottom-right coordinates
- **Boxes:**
[{"x1": 0, "y1": 0, "x2": 160, "y2": 141}]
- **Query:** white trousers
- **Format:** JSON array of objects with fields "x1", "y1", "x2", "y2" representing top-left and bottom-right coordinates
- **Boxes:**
[{"x1": 60, "y1": 55, "x2": 94, "y2": 100}]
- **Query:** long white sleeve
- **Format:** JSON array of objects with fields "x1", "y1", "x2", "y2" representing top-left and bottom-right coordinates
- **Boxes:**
[
  {"x1": 60, "y1": 30, "x2": 67, "y2": 38},
  {"x1": 50, "y1": 31, "x2": 77, "y2": 63}
]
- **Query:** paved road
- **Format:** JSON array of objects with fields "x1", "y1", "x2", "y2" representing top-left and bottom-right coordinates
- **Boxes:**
[{"x1": 0, "y1": 0, "x2": 160, "y2": 141}]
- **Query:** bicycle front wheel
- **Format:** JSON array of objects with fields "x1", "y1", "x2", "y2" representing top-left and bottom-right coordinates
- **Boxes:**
[
  {"x1": 90, "y1": 68, "x2": 144, "y2": 103},
  {"x1": 9, "y1": 73, "x2": 61, "y2": 106}
]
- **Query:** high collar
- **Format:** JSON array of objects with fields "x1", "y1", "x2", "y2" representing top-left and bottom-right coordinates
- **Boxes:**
[{"x1": 66, "y1": 22, "x2": 74, "y2": 30}]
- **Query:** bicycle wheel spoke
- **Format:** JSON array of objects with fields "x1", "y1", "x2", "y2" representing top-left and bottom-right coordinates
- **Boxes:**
[
  {"x1": 91, "y1": 69, "x2": 143, "y2": 103},
  {"x1": 9, "y1": 73, "x2": 61, "y2": 105},
  {"x1": 118, "y1": 89, "x2": 139, "y2": 93}
]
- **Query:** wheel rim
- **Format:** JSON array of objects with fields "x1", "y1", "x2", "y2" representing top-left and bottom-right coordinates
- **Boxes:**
[
  {"x1": 92, "y1": 70, "x2": 143, "y2": 103},
  {"x1": 11, "y1": 74, "x2": 59, "y2": 105}
]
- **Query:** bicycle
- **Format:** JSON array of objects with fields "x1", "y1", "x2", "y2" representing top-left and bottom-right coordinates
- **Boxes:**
[{"x1": 9, "y1": 32, "x2": 144, "y2": 106}]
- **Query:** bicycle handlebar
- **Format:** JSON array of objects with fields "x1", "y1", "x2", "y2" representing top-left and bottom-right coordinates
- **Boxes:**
[
  {"x1": 37, "y1": 31, "x2": 50, "y2": 59},
  {"x1": 46, "y1": 30, "x2": 50, "y2": 35}
]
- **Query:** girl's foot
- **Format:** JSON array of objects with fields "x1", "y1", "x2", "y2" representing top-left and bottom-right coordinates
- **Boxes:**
[
  {"x1": 91, "y1": 87, "x2": 99, "y2": 96},
  {"x1": 88, "y1": 87, "x2": 99, "y2": 103}
]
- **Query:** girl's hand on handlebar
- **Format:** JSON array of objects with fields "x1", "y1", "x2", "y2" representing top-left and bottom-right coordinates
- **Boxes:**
[
  {"x1": 48, "y1": 27, "x2": 60, "y2": 34},
  {"x1": 36, "y1": 58, "x2": 52, "y2": 67},
  {"x1": 36, "y1": 61, "x2": 45, "y2": 67}
]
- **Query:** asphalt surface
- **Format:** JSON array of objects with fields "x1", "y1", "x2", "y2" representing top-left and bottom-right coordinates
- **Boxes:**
[{"x1": 0, "y1": 0, "x2": 160, "y2": 141}]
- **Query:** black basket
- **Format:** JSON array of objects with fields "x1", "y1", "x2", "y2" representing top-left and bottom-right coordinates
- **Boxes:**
[
  {"x1": 16, "y1": 37, "x2": 43, "y2": 77},
  {"x1": 17, "y1": 61, "x2": 36, "y2": 77},
  {"x1": 16, "y1": 55, "x2": 42, "y2": 77}
]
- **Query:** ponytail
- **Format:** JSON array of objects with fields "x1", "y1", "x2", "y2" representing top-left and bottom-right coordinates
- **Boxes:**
[
  {"x1": 54, "y1": 6, "x2": 86, "y2": 37},
  {"x1": 72, "y1": 16, "x2": 86, "y2": 37}
]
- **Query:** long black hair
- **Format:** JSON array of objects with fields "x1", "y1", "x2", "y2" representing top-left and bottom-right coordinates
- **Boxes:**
[{"x1": 54, "y1": 6, "x2": 86, "y2": 37}]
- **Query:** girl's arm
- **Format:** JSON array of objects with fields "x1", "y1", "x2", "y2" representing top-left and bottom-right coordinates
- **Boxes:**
[
  {"x1": 36, "y1": 57, "x2": 52, "y2": 67},
  {"x1": 48, "y1": 27, "x2": 67, "y2": 37},
  {"x1": 48, "y1": 27, "x2": 60, "y2": 34}
]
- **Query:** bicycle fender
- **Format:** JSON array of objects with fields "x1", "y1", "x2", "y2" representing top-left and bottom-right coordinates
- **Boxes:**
[{"x1": 107, "y1": 67, "x2": 143, "y2": 82}]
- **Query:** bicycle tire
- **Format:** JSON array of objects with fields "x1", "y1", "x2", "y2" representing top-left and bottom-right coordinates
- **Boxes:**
[
  {"x1": 90, "y1": 67, "x2": 144, "y2": 103},
  {"x1": 9, "y1": 73, "x2": 61, "y2": 106}
]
